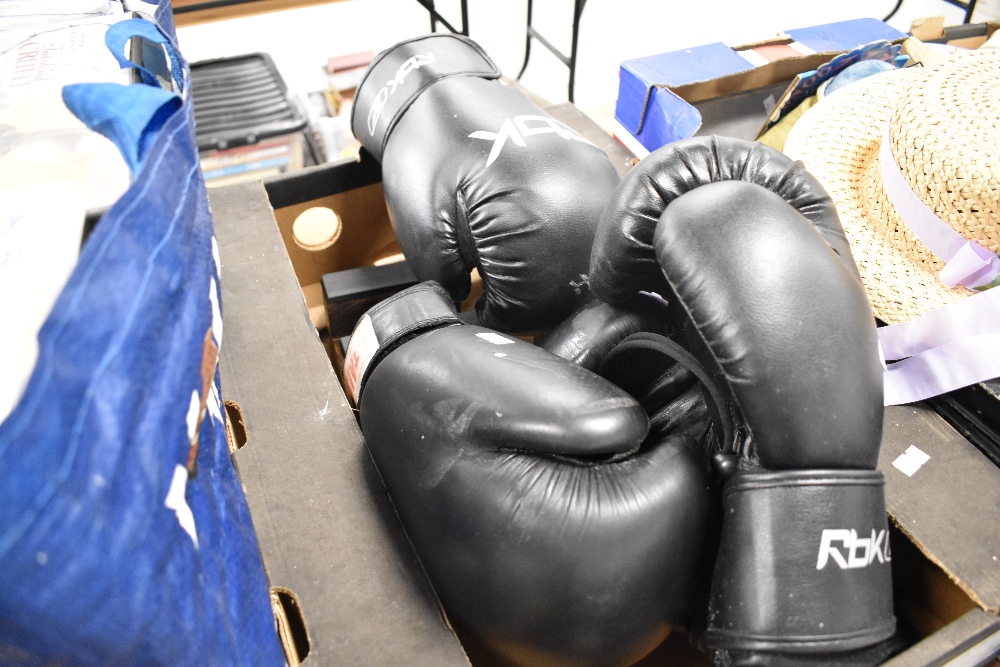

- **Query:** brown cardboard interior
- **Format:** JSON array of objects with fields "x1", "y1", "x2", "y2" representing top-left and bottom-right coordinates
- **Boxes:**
[
  {"x1": 270, "y1": 175, "x2": 486, "y2": 335},
  {"x1": 671, "y1": 49, "x2": 838, "y2": 106},
  {"x1": 692, "y1": 80, "x2": 792, "y2": 144},
  {"x1": 272, "y1": 182, "x2": 400, "y2": 326}
]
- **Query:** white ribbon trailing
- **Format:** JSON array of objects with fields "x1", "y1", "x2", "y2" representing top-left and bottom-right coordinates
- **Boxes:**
[{"x1": 880, "y1": 288, "x2": 1000, "y2": 405}]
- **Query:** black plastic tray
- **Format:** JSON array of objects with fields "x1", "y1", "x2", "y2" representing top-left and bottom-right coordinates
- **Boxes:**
[{"x1": 190, "y1": 52, "x2": 308, "y2": 152}]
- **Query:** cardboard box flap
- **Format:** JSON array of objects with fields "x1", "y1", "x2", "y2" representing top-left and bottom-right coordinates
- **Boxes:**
[
  {"x1": 212, "y1": 181, "x2": 470, "y2": 665},
  {"x1": 784, "y1": 17, "x2": 906, "y2": 52},
  {"x1": 614, "y1": 18, "x2": 906, "y2": 156},
  {"x1": 670, "y1": 49, "x2": 838, "y2": 105},
  {"x1": 618, "y1": 42, "x2": 754, "y2": 136},
  {"x1": 879, "y1": 405, "x2": 1000, "y2": 614},
  {"x1": 619, "y1": 48, "x2": 839, "y2": 149}
]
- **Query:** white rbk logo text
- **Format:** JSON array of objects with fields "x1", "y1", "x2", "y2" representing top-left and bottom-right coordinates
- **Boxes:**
[
  {"x1": 367, "y1": 52, "x2": 436, "y2": 136},
  {"x1": 469, "y1": 115, "x2": 595, "y2": 167},
  {"x1": 816, "y1": 529, "x2": 891, "y2": 570}
]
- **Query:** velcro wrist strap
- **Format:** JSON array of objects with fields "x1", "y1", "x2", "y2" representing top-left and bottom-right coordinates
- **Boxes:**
[
  {"x1": 706, "y1": 469, "x2": 896, "y2": 655},
  {"x1": 344, "y1": 281, "x2": 460, "y2": 405},
  {"x1": 351, "y1": 33, "x2": 501, "y2": 161}
]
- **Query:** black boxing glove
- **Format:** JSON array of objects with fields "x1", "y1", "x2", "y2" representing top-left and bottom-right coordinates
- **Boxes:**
[
  {"x1": 540, "y1": 297, "x2": 722, "y2": 446},
  {"x1": 351, "y1": 34, "x2": 620, "y2": 334},
  {"x1": 590, "y1": 139, "x2": 896, "y2": 664},
  {"x1": 538, "y1": 295, "x2": 676, "y2": 372},
  {"x1": 347, "y1": 282, "x2": 717, "y2": 666},
  {"x1": 590, "y1": 136, "x2": 860, "y2": 306}
]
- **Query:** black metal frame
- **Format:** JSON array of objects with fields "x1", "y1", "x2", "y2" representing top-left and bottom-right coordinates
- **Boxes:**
[
  {"x1": 516, "y1": 0, "x2": 588, "y2": 103},
  {"x1": 173, "y1": 0, "x2": 471, "y2": 34},
  {"x1": 416, "y1": 0, "x2": 469, "y2": 36},
  {"x1": 414, "y1": 0, "x2": 590, "y2": 103},
  {"x1": 172, "y1": 0, "x2": 262, "y2": 13},
  {"x1": 883, "y1": 0, "x2": 980, "y2": 23},
  {"x1": 176, "y1": 0, "x2": 597, "y2": 103}
]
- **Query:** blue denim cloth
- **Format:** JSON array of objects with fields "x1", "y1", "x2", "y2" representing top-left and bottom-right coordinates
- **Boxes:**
[
  {"x1": 825, "y1": 59, "x2": 896, "y2": 96},
  {"x1": 0, "y1": 14, "x2": 285, "y2": 667}
]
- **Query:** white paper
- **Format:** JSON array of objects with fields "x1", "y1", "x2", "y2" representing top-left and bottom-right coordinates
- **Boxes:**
[
  {"x1": 0, "y1": 1, "x2": 115, "y2": 17},
  {"x1": 0, "y1": 184, "x2": 86, "y2": 423},
  {"x1": 0, "y1": 16, "x2": 132, "y2": 211},
  {"x1": 164, "y1": 464, "x2": 199, "y2": 548},
  {"x1": 892, "y1": 445, "x2": 931, "y2": 478},
  {"x1": 0, "y1": 14, "x2": 130, "y2": 87}
]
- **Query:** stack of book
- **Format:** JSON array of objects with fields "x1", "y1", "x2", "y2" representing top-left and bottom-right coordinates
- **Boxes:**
[
  {"x1": 190, "y1": 52, "x2": 310, "y2": 187},
  {"x1": 199, "y1": 134, "x2": 304, "y2": 188}
]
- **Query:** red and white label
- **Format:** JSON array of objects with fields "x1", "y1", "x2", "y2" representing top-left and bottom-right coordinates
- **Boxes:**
[{"x1": 344, "y1": 315, "x2": 379, "y2": 405}]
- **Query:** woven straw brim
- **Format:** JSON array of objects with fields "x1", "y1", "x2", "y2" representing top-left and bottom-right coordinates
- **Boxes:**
[{"x1": 784, "y1": 53, "x2": 1000, "y2": 325}]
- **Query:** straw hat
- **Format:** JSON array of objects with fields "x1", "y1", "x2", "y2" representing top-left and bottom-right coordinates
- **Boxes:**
[{"x1": 784, "y1": 49, "x2": 1000, "y2": 325}]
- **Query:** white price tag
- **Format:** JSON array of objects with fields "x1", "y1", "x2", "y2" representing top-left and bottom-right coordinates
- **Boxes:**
[{"x1": 892, "y1": 445, "x2": 930, "y2": 477}]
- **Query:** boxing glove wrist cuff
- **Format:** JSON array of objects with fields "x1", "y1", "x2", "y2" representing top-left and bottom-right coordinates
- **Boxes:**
[
  {"x1": 344, "y1": 281, "x2": 460, "y2": 405},
  {"x1": 351, "y1": 33, "x2": 501, "y2": 161},
  {"x1": 706, "y1": 469, "x2": 896, "y2": 655}
]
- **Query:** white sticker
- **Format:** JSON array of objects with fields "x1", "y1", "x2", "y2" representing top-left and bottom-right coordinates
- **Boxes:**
[
  {"x1": 892, "y1": 445, "x2": 930, "y2": 477},
  {"x1": 164, "y1": 464, "x2": 199, "y2": 548},
  {"x1": 211, "y1": 235, "x2": 221, "y2": 279},
  {"x1": 207, "y1": 382, "x2": 223, "y2": 427},
  {"x1": 475, "y1": 332, "x2": 514, "y2": 346},
  {"x1": 209, "y1": 276, "x2": 223, "y2": 347},
  {"x1": 186, "y1": 389, "x2": 200, "y2": 442},
  {"x1": 788, "y1": 41, "x2": 816, "y2": 56},
  {"x1": 344, "y1": 315, "x2": 380, "y2": 405},
  {"x1": 739, "y1": 49, "x2": 770, "y2": 68}
]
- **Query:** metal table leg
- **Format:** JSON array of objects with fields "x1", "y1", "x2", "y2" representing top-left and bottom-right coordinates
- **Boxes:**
[
  {"x1": 884, "y1": 0, "x2": 979, "y2": 23},
  {"x1": 516, "y1": 0, "x2": 588, "y2": 103},
  {"x1": 417, "y1": 0, "x2": 469, "y2": 36}
]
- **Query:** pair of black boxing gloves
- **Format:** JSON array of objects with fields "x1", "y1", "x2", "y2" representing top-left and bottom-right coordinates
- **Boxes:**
[{"x1": 343, "y1": 34, "x2": 897, "y2": 667}]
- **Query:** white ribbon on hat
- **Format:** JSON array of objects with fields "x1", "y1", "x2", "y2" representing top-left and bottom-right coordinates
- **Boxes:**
[
  {"x1": 879, "y1": 124, "x2": 1000, "y2": 289},
  {"x1": 876, "y1": 121, "x2": 1000, "y2": 405}
]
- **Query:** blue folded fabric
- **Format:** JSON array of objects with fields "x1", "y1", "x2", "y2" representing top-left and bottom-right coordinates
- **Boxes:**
[{"x1": 825, "y1": 59, "x2": 896, "y2": 96}]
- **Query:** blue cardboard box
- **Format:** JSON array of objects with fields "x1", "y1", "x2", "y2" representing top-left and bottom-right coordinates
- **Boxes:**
[{"x1": 613, "y1": 18, "x2": 906, "y2": 156}]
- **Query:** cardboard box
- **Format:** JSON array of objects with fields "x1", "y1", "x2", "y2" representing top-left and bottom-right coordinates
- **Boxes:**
[
  {"x1": 211, "y1": 103, "x2": 1000, "y2": 665},
  {"x1": 909, "y1": 17, "x2": 999, "y2": 49},
  {"x1": 211, "y1": 175, "x2": 471, "y2": 666},
  {"x1": 878, "y1": 404, "x2": 1000, "y2": 664},
  {"x1": 613, "y1": 18, "x2": 906, "y2": 157}
]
